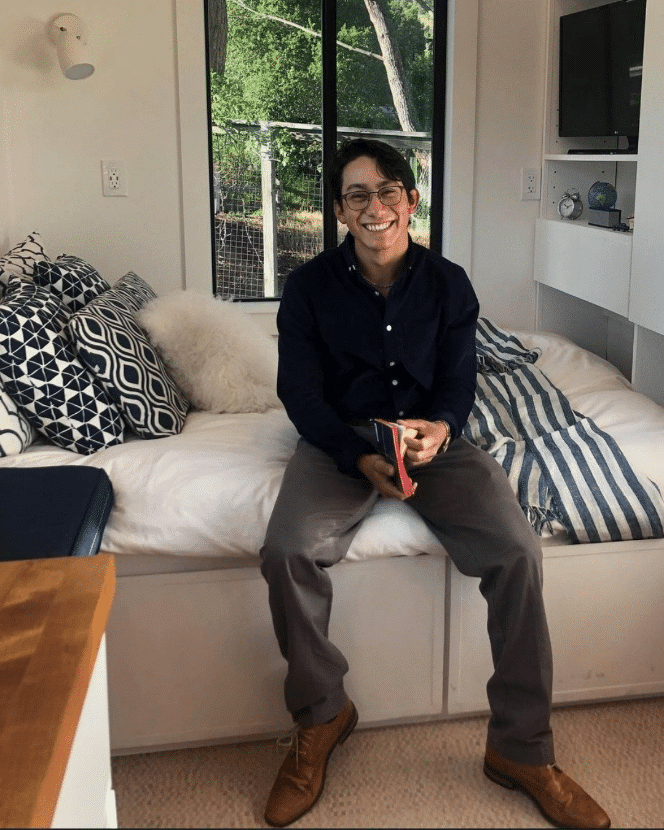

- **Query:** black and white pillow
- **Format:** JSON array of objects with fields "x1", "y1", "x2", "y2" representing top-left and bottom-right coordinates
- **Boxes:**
[
  {"x1": 68, "y1": 290, "x2": 189, "y2": 439},
  {"x1": 0, "y1": 231, "x2": 50, "y2": 285},
  {"x1": 0, "y1": 383, "x2": 36, "y2": 456},
  {"x1": 34, "y1": 255, "x2": 110, "y2": 312},
  {"x1": 0, "y1": 277, "x2": 125, "y2": 454},
  {"x1": 110, "y1": 271, "x2": 158, "y2": 313}
]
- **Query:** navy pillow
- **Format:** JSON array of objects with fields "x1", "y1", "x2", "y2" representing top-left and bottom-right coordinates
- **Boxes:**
[
  {"x1": 0, "y1": 277, "x2": 124, "y2": 454},
  {"x1": 0, "y1": 231, "x2": 49, "y2": 285},
  {"x1": 34, "y1": 255, "x2": 111, "y2": 312},
  {"x1": 68, "y1": 283, "x2": 189, "y2": 439}
]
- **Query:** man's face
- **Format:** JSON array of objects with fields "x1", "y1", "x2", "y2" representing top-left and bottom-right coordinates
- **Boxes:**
[{"x1": 333, "y1": 155, "x2": 419, "y2": 258}]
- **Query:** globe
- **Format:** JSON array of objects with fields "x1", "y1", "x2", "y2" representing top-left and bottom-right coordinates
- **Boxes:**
[{"x1": 588, "y1": 181, "x2": 618, "y2": 210}]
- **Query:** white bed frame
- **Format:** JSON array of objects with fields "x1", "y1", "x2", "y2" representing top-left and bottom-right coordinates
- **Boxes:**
[{"x1": 106, "y1": 535, "x2": 664, "y2": 755}]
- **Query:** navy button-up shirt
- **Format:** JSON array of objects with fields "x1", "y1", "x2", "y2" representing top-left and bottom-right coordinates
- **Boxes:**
[{"x1": 276, "y1": 233, "x2": 479, "y2": 476}]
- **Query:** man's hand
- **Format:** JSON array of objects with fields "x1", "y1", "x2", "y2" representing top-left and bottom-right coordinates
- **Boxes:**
[
  {"x1": 398, "y1": 419, "x2": 449, "y2": 467},
  {"x1": 356, "y1": 453, "x2": 413, "y2": 500}
]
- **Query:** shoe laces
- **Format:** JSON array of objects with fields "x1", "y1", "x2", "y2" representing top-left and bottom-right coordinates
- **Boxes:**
[{"x1": 276, "y1": 724, "x2": 315, "y2": 770}]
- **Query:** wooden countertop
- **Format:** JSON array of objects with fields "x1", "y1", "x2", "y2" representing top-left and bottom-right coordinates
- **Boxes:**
[{"x1": 0, "y1": 554, "x2": 115, "y2": 828}]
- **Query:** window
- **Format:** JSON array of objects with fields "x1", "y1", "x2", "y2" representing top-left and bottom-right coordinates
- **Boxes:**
[{"x1": 205, "y1": 0, "x2": 446, "y2": 299}]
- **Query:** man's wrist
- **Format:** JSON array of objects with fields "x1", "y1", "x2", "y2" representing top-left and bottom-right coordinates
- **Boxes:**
[{"x1": 433, "y1": 420, "x2": 452, "y2": 453}]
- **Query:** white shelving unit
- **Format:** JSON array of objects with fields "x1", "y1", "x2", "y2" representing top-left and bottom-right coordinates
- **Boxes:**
[{"x1": 534, "y1": 0, "x2": 663, "y2": 403}]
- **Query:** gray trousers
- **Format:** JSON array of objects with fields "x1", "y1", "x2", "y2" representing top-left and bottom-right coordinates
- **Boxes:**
[{"x1": 259, "y1": 430, "x2": 555, "y2": 766}]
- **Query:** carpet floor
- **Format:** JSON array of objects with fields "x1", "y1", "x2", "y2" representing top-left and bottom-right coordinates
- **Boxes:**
[{"x1": 111, "y1": 695, "x2": 664, "y2": 828}]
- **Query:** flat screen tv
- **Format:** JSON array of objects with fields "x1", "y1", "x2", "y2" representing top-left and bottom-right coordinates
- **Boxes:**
[{"x1": 559, "y1": 0, "x2": 646, "y2": 153}]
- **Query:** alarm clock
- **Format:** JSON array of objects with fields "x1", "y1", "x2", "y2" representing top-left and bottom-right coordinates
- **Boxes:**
[{"x1": 558, "y1": 191, "x2": 583, "y2": 220}]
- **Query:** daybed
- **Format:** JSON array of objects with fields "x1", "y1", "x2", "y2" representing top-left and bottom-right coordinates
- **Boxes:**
[{"x1": 1, "y1": 235, "x2": 664, "y2": 756}]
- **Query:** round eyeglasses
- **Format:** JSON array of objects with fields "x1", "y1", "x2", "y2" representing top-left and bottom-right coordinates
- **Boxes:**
[{"x1": 341, "y1": 185, "x2": 404, "y2": 211}]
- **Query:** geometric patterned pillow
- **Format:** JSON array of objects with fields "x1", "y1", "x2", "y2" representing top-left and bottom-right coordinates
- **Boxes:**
[
  {"x1": 0, "y1": 231, "x2": 50, "y2": 284},
  {"x1": 0, "y1": 277, "x2": 125, "y2": 454},
  {"x1": 0, "y1": 382, "x2": 36, "y2": 456},
  {"x1": 68, "y1": 291, "x2": 189, "y2": 439},
  {"x1": 108, "y1": 271, "x2": 158, "y2": 313},
  {"x1": 34, "y1": 255, "x2": 110, "y2": 312}
]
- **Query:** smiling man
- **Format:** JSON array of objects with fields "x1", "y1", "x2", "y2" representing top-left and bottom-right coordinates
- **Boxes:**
[{"x1": 259, "y1": 138, "x2": 610, "y2": 829}]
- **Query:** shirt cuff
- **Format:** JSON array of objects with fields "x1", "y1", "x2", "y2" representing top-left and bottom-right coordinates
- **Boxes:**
[{"x1": 335, "y1": 434, "x2": 378, "y2": 478}]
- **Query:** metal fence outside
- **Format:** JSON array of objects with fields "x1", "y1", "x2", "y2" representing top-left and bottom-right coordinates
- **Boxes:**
[
  {"x1": 212, "y1": 123, "x2": 323, "y2": 299},
  {"x1": 211, "y1": 122, "x2": 431, "y2": 299}
]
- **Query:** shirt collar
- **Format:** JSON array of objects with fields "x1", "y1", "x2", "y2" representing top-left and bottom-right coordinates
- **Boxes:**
[{"x1": 340, "y1": 232, "x2": 415, "y2": 289}]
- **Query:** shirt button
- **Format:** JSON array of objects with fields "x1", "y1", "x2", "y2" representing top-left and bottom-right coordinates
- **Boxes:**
[
  {"x1": 375, "y1": 291, "x2": 380, "y2": 296},
  {"x1": 386, "y1": 325, "x2": 392, "y2": 331},
  {"x1": 392, "y1": 379, "x2": 398, "y2": 386},
  {"x1": 389, "y1": 361, "x2": 395, "y2": 367},
  {"x1": 398, "y1": 411, "x2": 404, "y2": 416}
]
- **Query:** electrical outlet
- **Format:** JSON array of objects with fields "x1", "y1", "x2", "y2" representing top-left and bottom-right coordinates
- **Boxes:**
[
  {"x1": 101, "y1": 160, "x2": 128, "y2": 197},
  {"x1": 521, "y1": 167, "x2": 541, "y2": 201}
]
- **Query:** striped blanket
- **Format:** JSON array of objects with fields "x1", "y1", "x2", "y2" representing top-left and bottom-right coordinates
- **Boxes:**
[{"x1": 464, "y1": 320, "x2": 664, "y2": 543}]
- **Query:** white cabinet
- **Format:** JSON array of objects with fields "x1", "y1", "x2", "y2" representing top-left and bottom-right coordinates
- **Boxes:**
[
  {"x1": 534, "y1": 0, "x2": 664, "y2": 404},
  {"x1": 535, "y1": 218, "x2": 632, "y2": 317},
  {"x1": 628, "y1": 0, "x2": 664, "y2": 338},
  {"x1": 107, "y1": 556, "x2": 445, "y2": 753},
  {"x1": 447, "y1": 541, "x2": 664, "y2": 715},
  {"x1": 51, "y1": 636, "x2": 117, "y2": 829}
]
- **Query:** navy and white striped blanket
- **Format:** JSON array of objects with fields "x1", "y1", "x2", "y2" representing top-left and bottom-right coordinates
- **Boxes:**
[{"x1": 464, "y1": 320, "x2": 664, "y2": 543}]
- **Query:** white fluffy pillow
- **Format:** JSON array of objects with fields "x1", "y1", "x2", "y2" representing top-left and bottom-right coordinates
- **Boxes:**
[{"x1": 137, "y1": 291, "x2": 281, "y2": 414}]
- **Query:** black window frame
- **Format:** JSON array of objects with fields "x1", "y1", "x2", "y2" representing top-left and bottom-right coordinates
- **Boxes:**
[{"x1": 204, "y1": 0, "x2": 448, "y2": 292}]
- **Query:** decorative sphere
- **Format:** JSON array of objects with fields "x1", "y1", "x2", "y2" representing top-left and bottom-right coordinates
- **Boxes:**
[{"x1": 587, "y1": 181, "x2": 617, "y2": 210}]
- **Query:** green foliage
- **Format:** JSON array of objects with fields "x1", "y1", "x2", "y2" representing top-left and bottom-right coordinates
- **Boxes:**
[
  {"x1": 212, "y1": 0, "x2": 432, "y2": 129},
  {"x1": 209, "y1": 0, "x2": 434, "y2": 212}
]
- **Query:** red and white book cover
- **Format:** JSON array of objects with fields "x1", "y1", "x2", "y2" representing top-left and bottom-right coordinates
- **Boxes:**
[{"x1": 372, "y1": 418, "x2": 417, "y2": 497}]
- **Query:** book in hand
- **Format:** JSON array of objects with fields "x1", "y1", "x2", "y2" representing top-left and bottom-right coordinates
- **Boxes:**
[{"x1": 371, "y1": 418, "x2": 418, "y2": 497}]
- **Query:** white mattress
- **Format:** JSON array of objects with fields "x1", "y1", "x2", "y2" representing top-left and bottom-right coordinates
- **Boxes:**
[{"x1": 2, "y1": 331, "x2": 663, "y2": 564}]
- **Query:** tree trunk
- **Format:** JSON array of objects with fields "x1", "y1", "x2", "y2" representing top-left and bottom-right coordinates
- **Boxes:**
[
  {"x1": 363, "y1": 0, "x2": 419, "y2": 133},
  {"x1": 208, "y1": 0, "x2": 228, "y2": 77},
  {"x1": 362, "y1": 0, "x2": 429, "y2": 172}
]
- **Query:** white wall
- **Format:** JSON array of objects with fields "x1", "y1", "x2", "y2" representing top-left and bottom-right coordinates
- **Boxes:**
[
  {"x1": 0, "y1": 0, "x2": 548, "y2": 330},
  {"x1": 0, "y1": 0, "x2": 200, "y2": 296},
  {"x1": 471, "y1": 0, "x2": 547, "y2": 329}
]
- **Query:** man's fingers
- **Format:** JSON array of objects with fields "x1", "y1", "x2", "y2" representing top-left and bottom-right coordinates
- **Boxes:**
[
  {"x1": 357, "y1": 453, "x2": 409, "y2": 500},
  {"x1": 376, "y1": 459, "x2": 395, "y2": 477},
  {"x1": 397, "y1": 418, "x2": 428, "y2": 430}
]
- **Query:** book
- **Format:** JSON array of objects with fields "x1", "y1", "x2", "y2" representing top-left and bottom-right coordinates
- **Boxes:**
[{"x1": 371, "y1": 418, "x2": 418, "y2": 497}]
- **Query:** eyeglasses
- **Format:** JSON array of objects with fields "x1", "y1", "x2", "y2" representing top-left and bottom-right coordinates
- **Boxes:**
[{"x1": 341, "y1": 185, "x2": 404, "y2": 211}]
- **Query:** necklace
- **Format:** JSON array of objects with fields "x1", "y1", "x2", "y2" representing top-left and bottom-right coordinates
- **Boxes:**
[
  {"x1": 353, "y1": 253, "x2": 399, "y2": 290},
  {"x1": 362, "y1": 274, "x2": 396, "y2": 289}
]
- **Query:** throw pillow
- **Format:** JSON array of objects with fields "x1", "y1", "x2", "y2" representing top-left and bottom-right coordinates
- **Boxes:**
[
  {"x1": 0, "y1": 277, "x2": 125, "y2": 454},
  {"x1": 137, "y1": 291, "x2": 281, "y2": 414},
  {"x1": 109, "y1": 271, "x2": 158, "y2": 312},
  {"x1": 0, "y1": 231, "x2": 49, "y2": 285},
  {"x1": 34, "y1": 255, "x2": 110, "y2": 312},
  {"x1": 68, "y1": 291, "x2": 190, "y2": 439},
  {"x1": 0, "y1": 383, "x2": 36, "y2": 456}
]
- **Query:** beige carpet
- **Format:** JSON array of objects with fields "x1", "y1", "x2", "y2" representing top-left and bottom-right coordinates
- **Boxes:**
[{"x1": 111, "y1": 696, "x2": 664, "y2": 828}]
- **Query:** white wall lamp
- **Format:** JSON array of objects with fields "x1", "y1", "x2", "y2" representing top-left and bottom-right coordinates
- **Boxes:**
[{"x1": 48, "y1": 13, "x2": 95, "y2": 80}]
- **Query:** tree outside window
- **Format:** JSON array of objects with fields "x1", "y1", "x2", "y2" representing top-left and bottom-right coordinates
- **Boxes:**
[{"x1": 207, "y1": 0, "x2": 434, "y2": 299}]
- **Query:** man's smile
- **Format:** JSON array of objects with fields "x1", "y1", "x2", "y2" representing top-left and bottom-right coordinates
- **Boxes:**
[{"x1": 362, "y1": 220, "x2": 394, "y2": 232}]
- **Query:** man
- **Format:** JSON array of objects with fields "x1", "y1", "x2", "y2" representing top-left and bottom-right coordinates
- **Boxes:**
[{"x1": 260, "y1": 138, "x2": 610, "y2": 829}]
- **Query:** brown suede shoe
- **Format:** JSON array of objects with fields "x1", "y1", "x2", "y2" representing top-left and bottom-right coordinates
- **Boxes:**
[
  {"x1": 484, "y1": 744, "x2": 611, "y2": 829},
  {"x1": 264, "y1": 700, "x2": 358, "y2": 827}
]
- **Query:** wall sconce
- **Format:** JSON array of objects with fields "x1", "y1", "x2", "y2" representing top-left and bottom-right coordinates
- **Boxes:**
[{"x1": 48, "y1": 13, "x2": 95, "y2": 80}]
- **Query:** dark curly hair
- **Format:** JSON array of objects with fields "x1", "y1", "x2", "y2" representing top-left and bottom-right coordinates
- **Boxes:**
[{"x1": 326, "y1": 138, "x2": 417, "y2": 206}]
